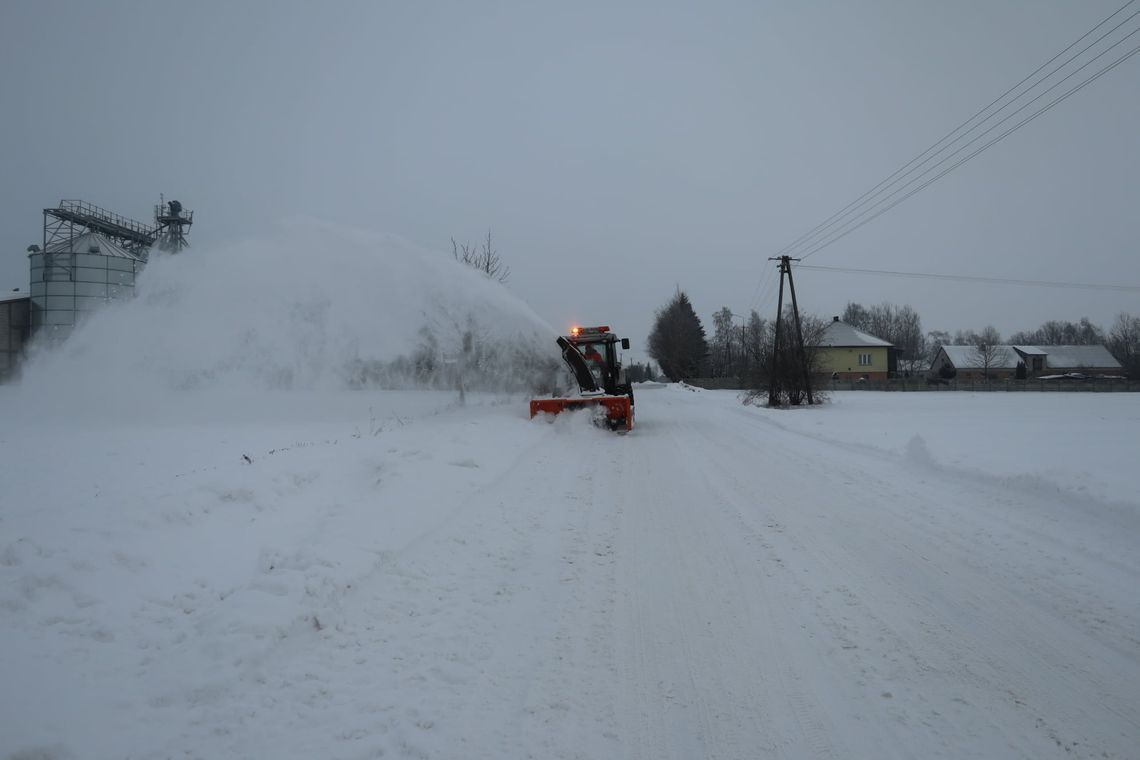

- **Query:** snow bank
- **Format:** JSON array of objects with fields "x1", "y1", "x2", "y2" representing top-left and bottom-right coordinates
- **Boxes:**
[{"x1": 735, "y1": 390, "x2": 1140, "y2": 507}]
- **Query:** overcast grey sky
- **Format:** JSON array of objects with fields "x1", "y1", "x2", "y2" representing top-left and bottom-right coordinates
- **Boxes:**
[{"x1": 2, "y1": 0, "x2": 1137, "y2": 358}]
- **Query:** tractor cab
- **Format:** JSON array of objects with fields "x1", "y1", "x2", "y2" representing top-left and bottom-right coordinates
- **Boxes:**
[
  {"x1": 562, "y1": 325, "x2": 630, "y2": 396},
  {"x1": 530, "y1": 325, "x2": 636, "y2": 431}
]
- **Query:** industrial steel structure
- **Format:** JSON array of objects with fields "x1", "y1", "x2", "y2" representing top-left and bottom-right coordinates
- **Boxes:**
[
  {"x1": 154, "y1": 197, "x2": 193, "y2": 252},
  {"x1": 26, "y1": 198, "x2": 192, "y2": 343},
  {"x1": 41, "y1": 199, "x2": 156, "y2": 258}
]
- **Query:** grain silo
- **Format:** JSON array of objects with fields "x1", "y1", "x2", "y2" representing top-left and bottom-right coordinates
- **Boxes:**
[{"x1": 27, "y1": 199, "x2": 192, "y2": 343}]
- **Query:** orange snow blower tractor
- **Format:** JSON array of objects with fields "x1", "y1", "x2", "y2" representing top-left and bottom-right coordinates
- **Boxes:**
[{"x1": 530, "y1": 325, "x2": 635, "y2": 431}]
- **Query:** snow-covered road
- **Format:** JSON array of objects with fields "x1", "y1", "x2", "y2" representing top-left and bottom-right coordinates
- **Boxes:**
[
  {"x1": 613, "y1": 388, "x2": 1137, "y2": 760},
  {"x1": 2, "y1": 387, "x2": 1138, "y2": 759}
]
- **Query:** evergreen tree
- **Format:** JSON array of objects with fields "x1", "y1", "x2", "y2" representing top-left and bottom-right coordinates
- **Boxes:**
[{"x1": 648, "y1": 289, "x2": 708, "y2": 381}]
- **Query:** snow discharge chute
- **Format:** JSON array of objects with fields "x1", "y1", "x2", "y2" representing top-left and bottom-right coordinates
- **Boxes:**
[{"x1": 530, "y1": 325, "x2": 635, "y2": 431}]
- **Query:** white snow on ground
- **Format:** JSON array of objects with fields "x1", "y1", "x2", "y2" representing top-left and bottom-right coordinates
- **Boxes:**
[
  {"x1": 2, "y1": 386, "x2": 1138, "y2": 759},
  {"x1": 2, "y1": 229, "x2": 1138, "y2": 758},
  {"x1": 756, "y1": 390, "x2": 1140, "y2": 506}
]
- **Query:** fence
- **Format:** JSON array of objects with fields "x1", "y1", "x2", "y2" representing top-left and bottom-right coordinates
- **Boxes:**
[
  {"x1": 837, "y1": 378, "x2": 1140, "y2": 392},
  {"x1": 685, "y1": 377, "x2": 1140, "y2": 393}
]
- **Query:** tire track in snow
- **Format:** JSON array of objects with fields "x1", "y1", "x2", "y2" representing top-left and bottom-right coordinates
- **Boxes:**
[
  {"x1": 612, "y1": 391, "x2": 841, "y2": 759},
  {"x1": 132, "y1": 413, "x2": 615, "y2": 759},
  {"x1": 675, "y1": 393, "x2": 1139, "y2": 760},
  {"x1": 669, "y1": 416, "x2": 840, "y2": 760},
  {"x1": 332, "y1": 414, "x2": 630, "y2": 759}
]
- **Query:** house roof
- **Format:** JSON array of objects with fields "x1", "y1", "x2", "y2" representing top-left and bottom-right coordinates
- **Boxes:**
[
  {"x1": 939, "y1": 344, "x2": 1121, "y2": 370},
  {"x1": 939, "y1": 345, "x2": 1021, "y2": 369},
  {"x1": 1034, "y1": 345, "x2": 1121, "y2": 369},
  {"x1": 820, "y1": 319, "x2": 893, "y2": 348}
]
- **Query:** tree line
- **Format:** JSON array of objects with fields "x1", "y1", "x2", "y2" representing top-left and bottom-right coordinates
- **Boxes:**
[
  {"x1": 647, "y1": 289, "x2": 1140, "y2": 383},
  {"x1": 646, "y1": 289, "x2": 833, "y2": 404},
  {"x1": 444, "y1": 240, "x2": 1138, "y2": 392}
]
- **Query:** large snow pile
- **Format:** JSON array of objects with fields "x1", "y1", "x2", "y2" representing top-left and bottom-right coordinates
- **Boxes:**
[{"x1": 18, "y1": 219, "x2": 558, "y2": 397}]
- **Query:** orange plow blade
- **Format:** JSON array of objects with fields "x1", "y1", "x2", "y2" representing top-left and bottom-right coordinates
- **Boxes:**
[{"x1": 529, "y1": 395, "x2": 633, "y2": 431}]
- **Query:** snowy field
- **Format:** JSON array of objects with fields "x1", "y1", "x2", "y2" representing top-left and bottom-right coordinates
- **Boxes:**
[
  {"x1": 2, "y1": 229, "x2": 1138, "y2": 758},
  {"x1": 2, "y1": 386, "x2": 1138, "y2": 759}
]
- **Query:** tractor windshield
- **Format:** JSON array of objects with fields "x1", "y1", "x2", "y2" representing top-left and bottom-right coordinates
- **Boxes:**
[
  {"x1": 578, "y1": 343, "x2": 605, "y2": 363},
  {"x1": 578, "y1": 342, "x2": 606, "y2": 386}
]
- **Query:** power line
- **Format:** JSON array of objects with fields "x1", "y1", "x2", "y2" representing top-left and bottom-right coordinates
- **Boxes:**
[
  {"x1": 798, "y1": 36, "x2": 1140, "y2": 260},
  {"x1": 795, "y1": 263, "x2": 1140, "y2": 292},
  {"x1": 777, "y1": 0, "x2": 1139, "y2": 261},
  {"x1": 803, "y1": 19, "x2": 1140, "y2": 261},
  {"x1": 797, "y1": 23, "x2": 1140, "y2": 261},
  {"x1": 773, "y1": 1, "x2": 1140, "y2": 262},
  {"x1": 747, "y1": 260, "x2": 775, "y2": 311},
  {"x1": 751, "y1": 257, "x2": 786, "y2": 314}
]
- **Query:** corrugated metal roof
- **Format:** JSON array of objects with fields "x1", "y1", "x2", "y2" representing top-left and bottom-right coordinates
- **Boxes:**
[
  {"x1": 0, "y1": 292, "x2": 30, "y2": 304},
  {"x1": 1039, "y1": 345, "x2": 1121, "y2": 369},
  {"x1": 43, "y1": 231, "x2": 146, "y2": 261},
  {"x1": 940, "y1": 344, "x2": 1121, "y2": 370},
  {"x1": 820, "y1": 319, "x2": 893, "y2": 348},
  {"x1": 939, "y1": 345, "x2": 1021, "y2": 369}
]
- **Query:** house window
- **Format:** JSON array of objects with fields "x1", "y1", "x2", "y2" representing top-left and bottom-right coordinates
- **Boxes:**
[{"x1": 858, "y1": 353, "x2": 872, "y2": 366}]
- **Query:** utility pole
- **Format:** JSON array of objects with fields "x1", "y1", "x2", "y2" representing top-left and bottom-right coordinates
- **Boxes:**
[
  {"x1": 767, "y1": 255, "x2": 815, "y2": 406},
  {"x1": 767, "y1": 261, "x2": 786, "y2": 406}
]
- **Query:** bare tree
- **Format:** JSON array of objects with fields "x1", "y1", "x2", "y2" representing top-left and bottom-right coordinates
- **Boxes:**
[
  {"x1": 1108, "y1": 312, "x2": 1140, "y2": 379},
  {"x1": 452, "y1": 230, "x2": 510, "y2": 283},
  {"x1": 743, "y1": 310, "x2": 769, "y2": 373},
  {"x1": 953, "y1": 328, "x2": 981, "y2": 345},
  {"x1": 709, "y1": 307, "x2": 736, "y2": 378},
  {"x1": 841, "y1": 301, "x2": 924, "y2": 373},
  {"x1": 1006, "y1": 329, "x2": 1038, "y2": 345},
  {"x1": 1009, "y1": 318, "x2": 1106, "y2": 346},
  {"x1": 747, "y1": 309, "x2": 828, "y2": 406},
  {"x1": 969, "y1": 325, "x2": 1004, "y2": 380},
  {"x1": 926, "y1": 329, "x2": 951, "y2": 366},
  {"x1": 892, "y1": 305, "x2": 924, "y2": 373},
  {"x1": 841, "y1": 302, "x2": 870, "y2": 330}
]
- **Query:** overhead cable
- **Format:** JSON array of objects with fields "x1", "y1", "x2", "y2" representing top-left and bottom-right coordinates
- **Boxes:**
[
  {"x1": 797, "y1": 36, "x2": 1140, "y2": 260},
  {"x1": 776, "y1": 0, "x2": 1138, "y2": 261},
  {"x1": 771, "y1": 1, "x2": 1140, "y2": 263},
  {"x1": 795, "y1": 263, "x2": 1140, "y2": 292}
]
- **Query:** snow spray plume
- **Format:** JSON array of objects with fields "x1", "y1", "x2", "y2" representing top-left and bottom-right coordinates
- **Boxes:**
[{"x1": 13, "y1": 219, "x2": 559, "y2": 413}]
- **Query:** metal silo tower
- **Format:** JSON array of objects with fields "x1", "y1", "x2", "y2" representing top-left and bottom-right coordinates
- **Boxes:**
[{"x1": 28, "y1": 200, "x2": 157, "y2": 342}]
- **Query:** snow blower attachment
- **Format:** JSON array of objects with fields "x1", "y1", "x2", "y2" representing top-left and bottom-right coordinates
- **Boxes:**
[{"x1": 530, "y1": 325, "x2": 635, "y2": 431}]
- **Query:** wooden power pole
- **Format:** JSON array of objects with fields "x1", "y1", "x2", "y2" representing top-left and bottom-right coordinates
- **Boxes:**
[{"x1": 767, "y1": 255, "x2": 815, "y2": 406}]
